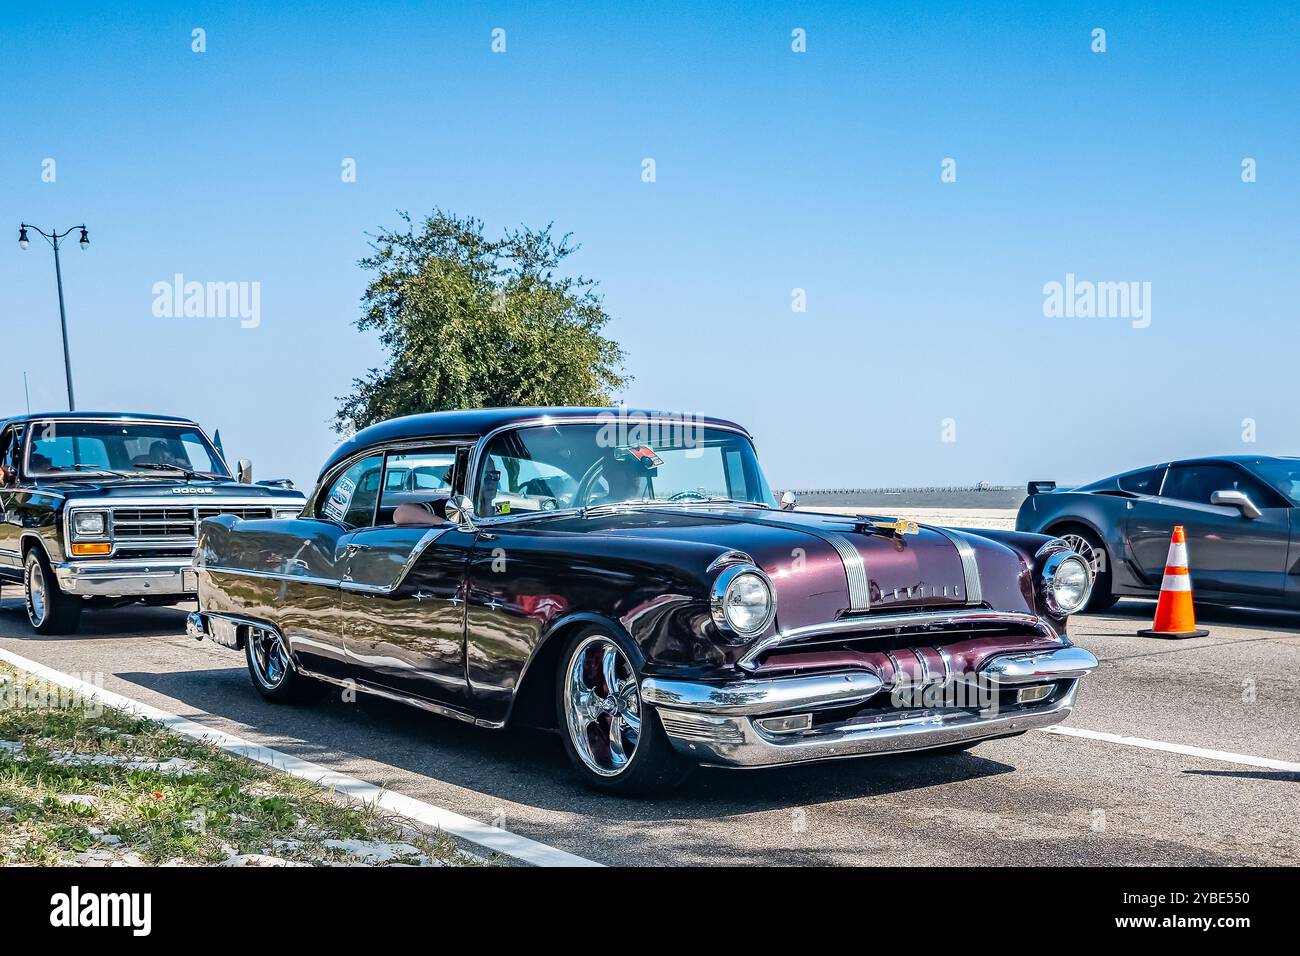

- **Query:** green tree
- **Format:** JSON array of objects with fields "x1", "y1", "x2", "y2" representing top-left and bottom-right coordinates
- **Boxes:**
[{"x1": 334, "y1": 210, "x2": 629, "y2": 434}]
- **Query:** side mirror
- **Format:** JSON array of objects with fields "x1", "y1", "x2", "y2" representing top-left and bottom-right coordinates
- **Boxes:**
[
  {"x1": 0, "y1": 464, "x2": 14, "y2": 487},
  {"x1": 779, "y1": 490, "x2": 797, "y2": 512},
  {"x1": 1211, "y1": 489, "x2": 1262, "y2": 519},
  {"x1": 443, "y1": 494, "x2": 477, "y2": 531},
  {"x1": 237, "y1": 459, "x2": 253, "y2": 484}
]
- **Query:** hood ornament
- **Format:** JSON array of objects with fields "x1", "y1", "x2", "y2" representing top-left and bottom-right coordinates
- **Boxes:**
[{"x1": 854, "y1": 516, "x2": 918, "y2": 537}]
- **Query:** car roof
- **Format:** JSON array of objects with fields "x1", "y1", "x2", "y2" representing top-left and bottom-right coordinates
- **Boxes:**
[
  {"x1": 319, "y1": 406, "x2": 750, "y2": 479},
  {"x1": 0, "y1": 411, "x2": 198, "y2": 430}
]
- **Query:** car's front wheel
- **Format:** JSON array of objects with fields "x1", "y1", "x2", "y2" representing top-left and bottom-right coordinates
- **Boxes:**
[
  {"x1": 1056, "y1": 527, "x2": 1119, "y2": 613},
  {"x1": 556, "y1": 627, "x2": 692, "y2": 795},
  {"x1": 24, "y1": 549, "x2": 82, "y2": 635},
  {"x1": 245, "y1": 625, "x2": 318, "y2": 703}
]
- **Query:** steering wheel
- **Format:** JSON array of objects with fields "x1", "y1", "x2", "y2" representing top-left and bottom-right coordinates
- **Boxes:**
[{"x1": 667, "y1": 490, "x2": 709, "y2": 501}]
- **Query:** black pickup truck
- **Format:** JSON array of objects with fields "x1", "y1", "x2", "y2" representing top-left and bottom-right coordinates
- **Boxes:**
[{"x1": 0, "y1": 411, "x2": 306, "y2": 634}]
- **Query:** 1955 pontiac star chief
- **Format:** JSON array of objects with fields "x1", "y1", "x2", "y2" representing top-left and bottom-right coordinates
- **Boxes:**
[{"x1": 190, "y1": 407, "x2": 1099, "y2": 793}]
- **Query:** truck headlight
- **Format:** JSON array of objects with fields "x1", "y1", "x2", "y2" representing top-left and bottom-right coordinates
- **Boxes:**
[
  {"x1": 710, "y1": 564, "x2": 776, "y2": 639},
  {"x1": 72, "y1": 511, "x2": 107, "y2": 537},
  {"x1": 1042, "y1": 551, "x2": 1092, "y2": 615}
]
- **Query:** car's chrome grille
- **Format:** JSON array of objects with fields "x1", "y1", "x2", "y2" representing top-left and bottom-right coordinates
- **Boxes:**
[{"x1": 109, "y1": 505, "x2": 274, "y2": 541}]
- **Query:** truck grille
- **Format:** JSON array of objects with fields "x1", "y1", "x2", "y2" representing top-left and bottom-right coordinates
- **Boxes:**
[{"x1": 110, "y1": 505, "x2": 274, "y2": 541}]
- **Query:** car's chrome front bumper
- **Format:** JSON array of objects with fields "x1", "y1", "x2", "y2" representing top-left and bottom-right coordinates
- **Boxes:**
[
  {"x1": 641, "y1": 645, "x2": 1099, "y2": 769},
  {"x1": 54, "y1": 558, "x2": 199, "y2": 598}
]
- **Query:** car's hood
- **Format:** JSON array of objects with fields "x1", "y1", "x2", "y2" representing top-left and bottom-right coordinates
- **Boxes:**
[
  {"x1": 534, "y1": 505, "x2": 1036, "y2": 628},
  {"x1": 32, "y1": 476, "x2": 304, "y2": 504}
]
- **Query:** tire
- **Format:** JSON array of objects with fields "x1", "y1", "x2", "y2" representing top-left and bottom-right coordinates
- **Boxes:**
[
  {"x1": 1054, "y1": 526, "x2": 1119, "y2": 613},
  {"x1": 244, "y1": 625, "x2": 319, "y2": 703},
  {"x1": 24, "y1": 549, "x2": 82, "y2": 635},
  {"x1": 556, "y1": 626, "x2": 692, "y2": 795}
]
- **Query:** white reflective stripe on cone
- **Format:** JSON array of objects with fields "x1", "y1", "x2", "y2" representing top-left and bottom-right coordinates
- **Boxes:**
[
  {"x1": 1165, "y1": 541, "x2": 1189, "y2": 568},
  {"x1": 1160, "y1": 573, "x2": 1192, "y2": 592}
]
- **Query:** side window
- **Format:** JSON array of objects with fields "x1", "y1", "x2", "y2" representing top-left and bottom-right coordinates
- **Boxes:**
[
  {"x1": 0, "y1": 428, "x2": 15, "y2": 481},
  {"x1": 319, "y1": 454, "x2": 384, "y2": 527},
  {"x1": 376, "y1": 448, "x2": 456, "y2": 525},
  {"x1": 1117, "y1": 467, "x2": 1165, "y2": 495},
  {"x1": 1162, "y1": 464, "x2": 1271, "y2": 506}
]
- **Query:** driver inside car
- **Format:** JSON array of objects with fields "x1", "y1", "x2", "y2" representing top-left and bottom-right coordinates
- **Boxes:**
[{"x1": 592, "y1": 454, "x2": 652, "y2": 506}]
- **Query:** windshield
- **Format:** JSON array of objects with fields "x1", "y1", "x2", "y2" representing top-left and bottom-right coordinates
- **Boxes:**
[
  {"x1": 24, "y1": 420, "x2": 229, "y2": 478},
  {"x1": 1246, "y1": 459, "x2": 1300, "y2": 506},
  {"x1": 474, "y1": 422, "x2": 774, "y2": 516}
]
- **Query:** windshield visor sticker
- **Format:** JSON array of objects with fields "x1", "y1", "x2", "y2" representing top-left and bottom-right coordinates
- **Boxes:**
[{"x1": 324, "y1": 476, "x2": 356, "y2": 522}]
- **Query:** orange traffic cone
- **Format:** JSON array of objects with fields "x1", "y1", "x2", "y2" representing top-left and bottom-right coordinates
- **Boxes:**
[{"x1": 1137, "y1": 525, "x2": 1208, "y2": 638}]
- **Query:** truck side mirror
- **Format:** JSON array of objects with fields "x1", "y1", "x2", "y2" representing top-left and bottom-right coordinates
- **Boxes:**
[
  {"x1": 237, "y1": 459, "x2": 253, "y2": 484},
  {"x1": 779, "y1": 490, "x2": 797, "y2": 511}
]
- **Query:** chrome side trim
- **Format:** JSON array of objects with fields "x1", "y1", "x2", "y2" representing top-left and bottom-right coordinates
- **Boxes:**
[
  {"x1": 642, "y1": 672, "x2": 883, "y2": 717},
  {"x1": 822, "y1": 531, "x2": 871, "y2": 612},
  {"x1": 341, "y1": 526, "x2": 455, "y2": 594},
  {"x1": 207, "y1": 565, "x2": 336, "y2": 587},
  {"x1": 980, "y1": 646, "x2": 1099, "y2": 684},
  {"x1": 931, "y1": 527, "x2": 982, "y2": 605},
  {"x1": 738, "y1": 609, "x2": 1052, "y2": 671}
]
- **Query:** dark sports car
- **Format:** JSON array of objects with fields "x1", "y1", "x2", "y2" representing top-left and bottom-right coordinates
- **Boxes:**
[
  {"x1": 190, "y1": 407, "x2": 1098, "y2": 793},
  {"x1": 1016, "y1": 456, "x2": 1300, "y2": 612}
]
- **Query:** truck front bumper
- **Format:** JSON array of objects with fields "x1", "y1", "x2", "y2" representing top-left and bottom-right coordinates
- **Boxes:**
[
  {"x1": 640, "y1": 645, "x2": 1098, "y2": 769},
  {"x1": 54, "y1": 558, "x2": 198, "y2": 599}
]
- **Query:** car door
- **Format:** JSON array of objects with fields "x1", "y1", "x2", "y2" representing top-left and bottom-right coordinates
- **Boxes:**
[
  {"x1": 1126, "y1": 462, "x2": 1289, "y2": 600},
  {"x1": 0, "y1": 426, "x2": 20, "y2": 575},
  {"x1": 338, "y1": 446, "x2": 473, "y2": 708}
]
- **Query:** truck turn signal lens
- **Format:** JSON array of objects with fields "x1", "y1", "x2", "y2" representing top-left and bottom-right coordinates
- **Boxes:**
[{"x1": 70, "y1": 542, "x2": 112, "y2": 556}]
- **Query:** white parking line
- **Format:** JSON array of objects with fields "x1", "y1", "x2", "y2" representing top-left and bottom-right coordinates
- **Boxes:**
[
  {"x1": 0, "y1": 647, "x2": 601, "y2": 868},
  {"x1": 1041, "y1": 725, "x2": 1300, "y2": 773}
]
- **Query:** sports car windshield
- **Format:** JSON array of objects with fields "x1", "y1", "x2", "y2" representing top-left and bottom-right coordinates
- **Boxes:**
[
  {"x1": 1247, "y1": 460, "x2": 1300, "y2": 506},
  {"x1": 474, "y1": 422, "x2": 775, "y2": 516},
  {"x1": 24, "y1": 421, "x2": 229, "y2": 478}
]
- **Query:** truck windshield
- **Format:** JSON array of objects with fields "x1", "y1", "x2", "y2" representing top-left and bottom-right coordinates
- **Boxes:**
[{"x1": 25, "y1": 420, "x2": 230, "y2": 478}]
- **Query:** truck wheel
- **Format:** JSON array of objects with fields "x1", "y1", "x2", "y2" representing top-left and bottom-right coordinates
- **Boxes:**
[
  {"x1": 24, "y1": 550, "x2": 82, "y2": 635},
  {"x1": 245, "y1": 625, "x2": 318, "y2": 703},
  {"x1": 556, "y1": 626, "x2": 692, "y2": 795}
]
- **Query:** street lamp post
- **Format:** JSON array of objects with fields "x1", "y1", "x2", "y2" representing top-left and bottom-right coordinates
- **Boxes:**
[{"x1": 18, "y1": 223, "x2": 89, "y2": 411}]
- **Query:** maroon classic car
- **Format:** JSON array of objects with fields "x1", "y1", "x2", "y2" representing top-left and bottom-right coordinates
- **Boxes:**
[{"x1": 189, "y1": 408, "x2": 1098, "y2": 793}]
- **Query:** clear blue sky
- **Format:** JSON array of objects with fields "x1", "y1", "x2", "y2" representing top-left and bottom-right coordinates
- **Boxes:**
[{"x1": 3, "y1": 1, "x2": 1296, "y2": 492}]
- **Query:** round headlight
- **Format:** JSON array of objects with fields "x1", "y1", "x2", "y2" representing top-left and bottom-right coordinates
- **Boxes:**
[
  {"x1": 72, "y1": 512, "x2": 106, "y2": 536},
  {"x1": 710, "y1": 565, "x2": 776, "y2": 639},
  {"x1": 1043, "y1": 552, "x2": 1092, "y2": 615}
]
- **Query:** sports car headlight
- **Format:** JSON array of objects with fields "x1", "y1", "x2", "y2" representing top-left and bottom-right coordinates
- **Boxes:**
[
  {"x1": 1042, "y1": 551, "x2": 1092, "y2": 615},
  {"x1": 710, "y1": 564, "x2": 776, "y2": 639},
  {"x1": 71, "y1": 511, "x2": 107, "y2": 537}
]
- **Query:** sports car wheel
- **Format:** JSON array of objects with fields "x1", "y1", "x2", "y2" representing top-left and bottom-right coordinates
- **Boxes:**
[
  {"x1": 557, "y1": 627, "x2": 692, "y2": 794},
  {"x1": 245, "y1": 625, "x2": 318, "y2": 702},
  {"x1": 1057, "y1": 529, "x2": 1118, "y2": 612},
  {"x1": 23, "y1": 550, "x2": 82, "y2": 635}
]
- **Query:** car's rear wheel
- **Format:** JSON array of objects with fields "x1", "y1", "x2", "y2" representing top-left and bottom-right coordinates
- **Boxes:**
[
  {"x1": 556, "y1": 627, "x2": 692, "y2": 795},
  {"x1": 1055, "y1": 527, "x2": 1119, "y2": 612},
  {"x1": 24, "y1": 550, "x2": 82, "y2": 635},
  {"x1": 245, "y1": 625, "x2": 318, "y2": 702}
]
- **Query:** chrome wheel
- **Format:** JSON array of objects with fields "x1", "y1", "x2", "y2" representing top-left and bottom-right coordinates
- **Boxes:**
[
  {"x1": 248, "y1": 627, "x2": 291, "y2": 690},
  {"x1": 25, "y1": 560, "x2": 46, "y2": 628},
  {"x1": 1059, "y1": 533, "x2": 1101, "y2": 575},
  {"x1": 563, "y1": 635, "x2": 642, "y2": 778}
]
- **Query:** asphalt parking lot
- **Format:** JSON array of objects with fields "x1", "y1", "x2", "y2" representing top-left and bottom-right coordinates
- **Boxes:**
[{"x1": 1, "y1": 594, "x2": 1296, "y2": 866}]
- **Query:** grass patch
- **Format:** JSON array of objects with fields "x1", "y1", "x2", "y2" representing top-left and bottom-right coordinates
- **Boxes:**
[{"x1": 0, "y1": 663, "x2": 483, "y2": 866}]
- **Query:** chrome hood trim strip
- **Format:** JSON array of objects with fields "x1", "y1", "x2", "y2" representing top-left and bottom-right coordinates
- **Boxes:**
[{"x1": 930, "y1": 527, "x2": 983, "y2": 605}]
